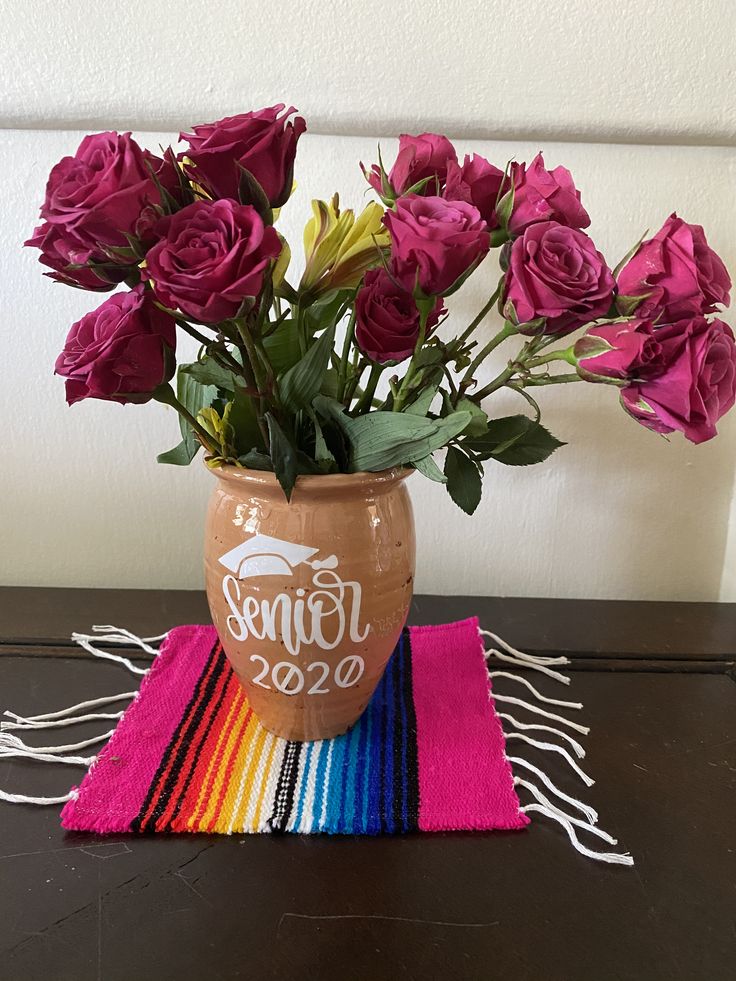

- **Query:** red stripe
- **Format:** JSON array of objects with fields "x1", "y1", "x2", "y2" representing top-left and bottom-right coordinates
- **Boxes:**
[
  {"x1": 152, "y1": 661, "x2": 233, "y2": 830},
  {"x1": 137, "y1": 644, "x2": 223, "y2": 830}
]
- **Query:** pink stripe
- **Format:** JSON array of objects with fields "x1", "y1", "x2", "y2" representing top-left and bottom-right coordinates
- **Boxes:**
[
  {"x1": 410, "y1": 617, "x2": 528, "y2": 831},
  {"x1": 61, "y1": 625, "x2": 217, "y2": 833}
]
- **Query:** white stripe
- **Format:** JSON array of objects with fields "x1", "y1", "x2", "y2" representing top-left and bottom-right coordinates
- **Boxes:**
[
  {"x1": 300, "y1": 741, "x2": 323, "y2": 834},
  {"x1": 256, "y1": 737, "x2": 287, "y2": 832},
  {"x1": 318, "y1": 741, "x2": 335, "y2": 831}
]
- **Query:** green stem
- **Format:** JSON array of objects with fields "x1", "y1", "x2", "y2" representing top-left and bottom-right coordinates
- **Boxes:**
[
  {"x1": 153, "y1": 384, "x2": 218, "y2": 453},
  {"x1": 521, "y1": 373, "x2": 582, "y2": 387},
  {"x1": 525, "y1": 347, "x2": 576, "y2": 370},
  {"x1": 457, "y1": 280, "x2": 504, "y2": 346},
  {"x1": 461, "y1": 320, "x2": 518, "y2": 386},
  {"x1": 235, "y1": 321, "x2": 268, "y2": 396},
  {"x1": 353, "y1": 363, "x2": 383, "y2": 414},
  {"x1": 337, "y1": 308, "x2": 357, "y2": 402},
  {"x1": 393, "y1": 304, "x2": 431, "y2": 412}
]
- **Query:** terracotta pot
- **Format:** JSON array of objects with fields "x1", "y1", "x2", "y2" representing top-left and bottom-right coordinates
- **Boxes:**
[{"x1": 204, "y1": 466, "x2": 415, "y2": 741}]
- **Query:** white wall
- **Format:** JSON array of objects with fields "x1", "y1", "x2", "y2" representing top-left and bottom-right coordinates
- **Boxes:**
[{"x1": 1, "y1": 0, "x2": 735, "y2": 601}]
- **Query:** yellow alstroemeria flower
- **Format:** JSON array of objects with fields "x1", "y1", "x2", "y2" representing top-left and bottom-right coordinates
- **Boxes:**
[{"x1": 300, "y1": 194, "x2": 389, "y2": 295}]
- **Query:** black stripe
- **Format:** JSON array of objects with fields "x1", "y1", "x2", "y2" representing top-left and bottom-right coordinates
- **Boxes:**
[
  {"x1": 132, "y1": 642, "x2": 226, "y2": 832},
  {"x1": 269, "y1": 741, "x2": 300, "y2": 832},
  {"x1": 379, "y1": 662, "x2": 390, "y2": 833},
  {"x1": 391, "y1": 640, "x2": 405, "y2": 833},
  {"x1": 402, "y1": 630, "x2": 421, "y2": 831}
]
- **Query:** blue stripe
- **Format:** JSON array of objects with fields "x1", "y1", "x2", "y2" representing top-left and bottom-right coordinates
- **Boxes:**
[
  {"x1": 366, "y1": 670, "x2": 387, "y2": 834},
  {"x1": 340, "y1": 721, "x2": 360, "y2": 833},
  {"x1": 360, "y1": 701, "x2": 373, "y2": 833},
  {"x1": 324, "y1": 729, "x2": 349, "y2": 833},
  {"x1": 398, "y1": 635, "x2": 410, "y2": 831},
  {"x1": 312, "y1": 739, "x2": 330, "y2": 830}
]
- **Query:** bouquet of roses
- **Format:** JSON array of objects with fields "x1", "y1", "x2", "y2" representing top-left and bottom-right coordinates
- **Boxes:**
[{"x1": 27, "y1": 104, "x2": 735, "y2": 513}]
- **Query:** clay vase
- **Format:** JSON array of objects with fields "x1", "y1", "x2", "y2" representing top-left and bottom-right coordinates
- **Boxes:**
[{"x1": 203, "y1": 466, "x2": 415, "y2": 741}]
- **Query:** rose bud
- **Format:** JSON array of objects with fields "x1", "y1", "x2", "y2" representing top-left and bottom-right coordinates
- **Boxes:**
[
  {"x1": 25, "y1": 131, "x2": 164, "y2": 288},
  {"x1": 54, "y1": 286, "x2": 176, "y2": 405},
  {"x1": 144, "y1": 199, "x2": 281, "y2": 323},
  {"x1": 363, "y1": 133, "x2": 457, "y2": 201},
  {"x1": 616, "y1": 213, "x2": 731, "y2": 322},
  {"x1": 181, "y1": 105, "x2": 306, "y2": 207},
  {"x1": 504, "y1": 221, "x2": 614, "y2": 334},
  {"x1": 506, "y1": 153, "x2": 590, "y2": 237},
  {"x1": 444, "y1": 154, "x2": 506, "y2": 229},
  {"x1": 383, "y1": 195, "x2": 490, "y2": 298},
  {"x1": 620, "y1": 316, "x2": 736, "y2": 444},
  {"x1": 574, "y1": 320, "x2": 664, "y2": 383},
  {"x1": 355, "y1": 268, "x2": 444, "y2": 363}
]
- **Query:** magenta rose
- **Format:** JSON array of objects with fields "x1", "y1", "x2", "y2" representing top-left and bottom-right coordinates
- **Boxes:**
[
  {"x1": 144, "y1": 199, "x2": 281, "y2": 323},
  {"x1": 25, "y1": 132, "x2": 164, "y2": 287},
  {"x1": 365, "y1": 133, "x2": 457, "y2": 198},
  {"x1": 504, "y1": 221, "x2": 614, "y2": 334},
  {"x1": 55, "y1": 286, "x2": 176, "y2": 405},
  {"x1": 507, "y1": 153, "x2": 590, "y2": 236},
  {"x1": 620, "y1": 317, "x2": 736, "y2": 443},
  {"x1": 25, "y1": 221, "x2": 117, "y2": 290},
  {"x1": 617, "y1": 213, "x2": 731, "y2": 322},
  {"x1": 355, "y1": 268, "x2": 444, "y2": 363},
  {"x1": 444, "y1": 154, "x2": 505, "y2": 229},
  {"x1": 383, "y1": 195, "x2": 489, "y2": 297},
  {"x1": 574, "y1": 320, "x2": 664, "y2": 381},
  {"x1": 181, "y1": 105, "x2": 306, "y2": 207}
]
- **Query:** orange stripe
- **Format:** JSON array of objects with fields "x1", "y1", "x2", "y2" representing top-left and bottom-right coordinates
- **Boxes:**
[
  {"x1": 211, "y1": 709, "x2": 261, "y2": 833},
  {"x1": 186, "y1": 683, "x2": 245, "y2": 830},
  {"x1": 165, "y1": 671, "x2": 240, "y2": 831},
  {"x1": 202, "y1": 701, "x2": 254, "y2": 831}
]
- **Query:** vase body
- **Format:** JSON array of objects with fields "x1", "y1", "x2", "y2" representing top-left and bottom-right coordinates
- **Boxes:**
[{"x1": 204, "y1": 466, "x2": 415, "y2": 741}]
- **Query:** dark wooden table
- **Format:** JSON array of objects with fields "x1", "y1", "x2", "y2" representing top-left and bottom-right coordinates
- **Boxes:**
[{"x1": 0, "y1": 587, "x2": 734, "y2": 981}]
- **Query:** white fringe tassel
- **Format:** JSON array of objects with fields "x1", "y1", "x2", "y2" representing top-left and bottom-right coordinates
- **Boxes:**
[
  {"x1": 485, "y1": 630, "x2": 633, "y2": 866},
  {"x1": 0, "y1": 626, "x2": 163, "y2": 805},
  {"x1": 0, "y1": 789, "x2": 77, "y2": 806}
]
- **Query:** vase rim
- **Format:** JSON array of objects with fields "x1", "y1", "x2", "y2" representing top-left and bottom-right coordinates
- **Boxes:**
[{"x1": 205, "y1": 460, "x2": 413, "y2": 495}]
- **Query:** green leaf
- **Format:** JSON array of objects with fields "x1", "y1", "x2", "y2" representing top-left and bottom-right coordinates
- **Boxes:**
[
  {"x1": 315, "y1": 396, "x2": 471, "y2": 472},
  {"x1": 157, "y1": 438, "x2": 200, "y2": 466},
  {"x1": 405, "y1": 377, "x2": 441, "y2": 416},
  {"x1": 265, "y1": 413, "x2": 298, "y2": 501},
  {"x1": 279, "y1": 324, "x2": 336, "y2": 412},
  {"x1": 228, "y1": 388, "x2": 265, "y2": 455},
  {"x1": 463, "y1": 412, "x2": 563, "y2": 465},
  {"x1": 464, "y1": 414, "x2": 533, "y2": 459},
  {"x1": 454, "y1": 397, "x2": 489, "y2": 437},
  {"x1": 263, "y1": 319, "x2": 301, "y2": 375},
  {"x1": 237, "y1": 449, "x2": 273, "y2": 471},
  {"x1": 444, "y1": 446, "x2": 483, "y2": 515},
  {"x1": 412, "y1": 453, "x2": 447, "y2": 483},
  {"x1": 180, "y1": 357, "x2": 240, "y2": 393},
  {"x1": 237, "y1": 164, "x2": 273, "y2": 224},
  {"x1": 158, "y1": 367, "x2": 217, "y2": 466},
  {"x1": 304, "y1": 289, "x2": 351, "y2": 332}
]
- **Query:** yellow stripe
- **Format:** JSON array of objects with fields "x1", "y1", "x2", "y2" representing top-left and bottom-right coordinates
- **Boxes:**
[
  {"x1": 187, "y1": 687, "x2": 244, "y2": 830},
  {"x1": 252, "y1": 733, "x2": 279, "y2": 830},
  {"x1": 233, "y1": 723, "x2": 269, "y2": 832},
  {"x1": 201, "y1": 697, "x2": 252, "y2": 829},
  {"x1": 212, "y1": 711, "x2": 260, "y2": 833}
]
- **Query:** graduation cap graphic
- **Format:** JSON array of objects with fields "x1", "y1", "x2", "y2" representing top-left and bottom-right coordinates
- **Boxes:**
[{"x1": 218, "y1": 534, "x2": 338, "y2": 580}]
